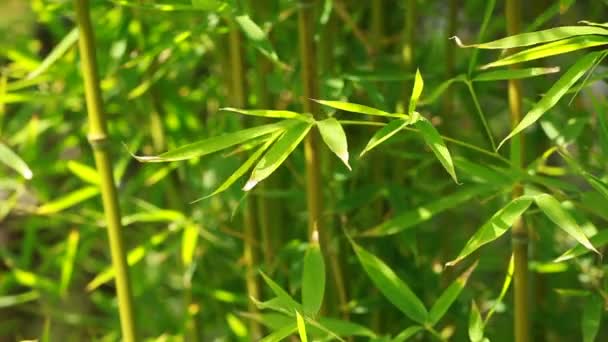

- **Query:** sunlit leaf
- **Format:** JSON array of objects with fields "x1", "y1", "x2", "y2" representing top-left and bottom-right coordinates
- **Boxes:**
[
  {"x1": 414, "y1": 118, "x2": 458, "y2": 183},
  {"x1": 469, "y1": 301, "x2": 484, "y2": 342},
  {"x1": 408, "y1": 69, "x2": 423, "y2": 115},
  {"x1": 473, "y1": 67, "x2": 560, "y2": 82},
  {"x1": 360, "y1": 119, "x2": 409, "y2": 157},
  {"x1": 260, "y1": 323, "x2": 297, "y2": 342},
  {"x1": 0, "y1": 142, "x2": 33, "y2": 179},
  {"x1": 296, "y1": 311, "x2": 308, "y2": 342},
  {"x1": 428, "y1": 262, "x2": 478, "y2": 326},
  {"x1": 181, "y1": 224, "x2": 199, "y2": 267},
  {"x1": 555, "y1": 230, "x2": 608, "y2": 262},
  {"x1": 67, "y1": 160, "x2": 99, "y2": 185},
  {"x1": 317, "y1": 118, "x2": 350, "y2": 170},
  {"x1": 27, "y1": 28, "x2": 79, "y2": 80},
  {"x1": 314, "y1": 99, "x2": 402, "y2": 118},
  {"x1": 37, "y1": 186, "x2": 100, "y2": 215},
  {"x1": 235, "y1": 15, "x2": 285, "y2": 68},
  {"x1": 221, "y1": 107, "x2": 310, "y2": 121}
]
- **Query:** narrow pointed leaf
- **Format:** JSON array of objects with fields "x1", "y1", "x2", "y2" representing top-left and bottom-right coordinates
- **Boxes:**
[
  {"x1": 485, "y1": 255, "x2": 514, "y2": 324},
  {"x1": 534, "y1": 193, "x2": 599, "y2": 255},
  {"x1": 259, "y1": 271, "x2": 301, "y2": 312},
  {"x1": 313, "y1": 99, "x2": 400, "y2": 117},
  {"x1": 447, "y1": 196, "x2": 534, "y2": 266},
  {"x1": 134, "y1": 120, "x2": 293, "y2": 162},
  {"x1": 364, "y1": 185, "x2": 495, "y2": 236},
  {"x1": 317, "y1": 118, "x2": 350, "y2": 170},
  {"x1": 221, "y1": 107, "x2": 310, "y2": 121},
  {"x1": 428, "y1": 262, "x2": 478, "y2": 326},
  {"x1": 482, "y1": 36, "x2": 608, "y2": 69},
  {"x1": 260, "y1": 323, "x2": 297, "y2": 342},
  {"x1": 27, "y1": 28, "x2": 79, "y2": 80},
  {"x1": 0, "y1": 142, "x2": 33, "y2": 179},
  {"x1": 582, "y1": 293, "x2": 602, "y2": 342},
  {"x1": 414, "y1": 118, "x2": 458, "y2": 183},
  {"x1": 453, "y1": 26, "x2": 608, "y2": 49},
  {"x1": 67, "y1": 160, "x2": 99, "y2": 185},
  {"x1": 408, "y1": 69, "x2": 423, "y2": 115},
  {"x1": 473, "y1": 67, "x2": 560, "y2": 82},
  {"x1": 555, "y1": 230, "x2": 608, "y2": 262},
  {"x1": 37, "y1": 186, "x2": 100, "y2": 215},
  {"x1": 59, "y1": 230, "x2": 79, "y2": 297},
  {"x1": 351, "y1": 240, "x2": 428, "y2": 323},
  {"x1": 469, "y1": 301, "x2": 484, "y2": 342},
  {"x1": 235, "y1": 15, "x2": 285, "y2": 68},
  {"x1": 296, "y1": 311, "x2": 308, "y2": 342},
  {"x1": 316, "y1": 317, "x2": 376, "y2": 338},
  {"x1": 498, "y1": 51, "x2": 603, "y2": 149},
  {"x1": 243, "y1": 122, "x2": 312, "y2": 191},
  {"x1": 392, "y1": 326, "x2": 424, "y2": 342},
  {"x1": 0, "y1": 291, "x2": 39, "y2": 309},
  {"x1": 302, "y1": 242, "x2": 325, "y2": 316},
  {"x1": 360, "y1": 119, "x2": 409, "y2": 157},
  {"x1": 181, "y1": 224, "x2": 199, "y2": 266}
]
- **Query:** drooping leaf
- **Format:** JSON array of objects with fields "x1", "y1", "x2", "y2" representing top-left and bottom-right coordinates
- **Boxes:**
[
  {"x1": 0, "y1": 142, "x2": 33, "y2": 179},
  {"x1": 364, "y1": 185, "x2": 495, "y2": 236},
  {"x1": 360, "y1": 119, "x2": 409, "y2": 157},
  {"x1": 317, "y1": 118, "x2": 350, "y2": 170},
  {"x1": 473, "y1": 67, "x2": 560, "y2": 82},
  {"x1": 408, "y1": 69, "x2": 423, "y2": 115},
  {"x1": 498, "y1": 51, "x2": 603, "y2": 149},
  {"x1": 534, "y1": 193, "x2": 599, "y2": 255},
  {"x1": 134, "y1": 120, "x2": 293, "y2": 162},
  {"x1": 582, "y1": 293, "x2": 603, "y2": 342},
  {"x1": 36, "y1": 186, "x2": 100, "y2": 215},
  {"x1": 555, "y1": 229, "x2": 608, "y2": 262},
  {"x1": 414, "y1": 118, "x2": 458, "y2": 183},
  {"x1": 447, "y1": 196, "x2": 534, "y2": 266},
  {"x1": 221, "y1": 107, "x2": 310, "y2": 121},
  {"x1": 453, "y1": 25, "x2": 608, "y2": 49},
  {"x1": 428, "y1": 262, "x2": 478, "y2": 326},
  {"x1": 468, "y1": 301, "x2": 484, "y2": 342},
  {"x1": 481, "y1": 35, "x2": 608, "y2": 69},
  {"x1": 351, "y1": 240, "x2": 428, "y2": 323},
  {"x1": 243, "y1": 122, "x2": 312, "y2": 191},
  {"x1": 296, "y1": 311, "x2": 308, "y2": 342},
  {"x1": 314, "y1": 99, "x2": 401, "y2": 118},
  {"x1": 302, "y1": 240, "x2": 325, "y2": 316}
]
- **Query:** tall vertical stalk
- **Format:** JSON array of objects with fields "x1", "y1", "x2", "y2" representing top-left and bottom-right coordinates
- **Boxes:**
[
  {"x1": 73, "y1": 1, "x2": 136, "y2": 341},
  {"x1": 506, "y1": 0, "x2": 529, "y2": 341},
  {"x1": 227, "y1": 19, "x2": 262, "y2": 340},
  {"x1": 298, "y1": 0, "x2": 347, "y2": 316}
]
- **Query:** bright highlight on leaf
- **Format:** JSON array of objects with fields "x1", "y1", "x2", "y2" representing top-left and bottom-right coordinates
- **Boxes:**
[
  {"x1": 317, "y1": 118, "x2": 351, "y2": 170},
  {"x1": 0, "y1": 142, "x2": 33, "y2": 180},
  {"x1": 408, "y1": 69, "x2": 423, "y2": 115}
]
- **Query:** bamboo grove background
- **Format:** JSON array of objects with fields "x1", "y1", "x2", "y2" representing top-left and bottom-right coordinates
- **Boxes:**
[{"x1": 1, "y1": 0, "x2": 608, "y2": 341}]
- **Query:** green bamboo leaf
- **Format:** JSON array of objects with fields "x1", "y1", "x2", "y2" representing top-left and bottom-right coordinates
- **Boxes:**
[
  {"x1": 482, "y1": 35, "x2": 608, "y2": 69},
  {"x1": 351, "y1": 240, "x2": 428, "y2": 323},
  {"x1": 364, "y1": 185, "x2": 495, "y2": 236},
  {"x1": 360, "y1": 119, "x2": 409, "y2": 157},
  {"x1": 473, "y1": 67, "x2": 560, "y2": 82},
  {"x1": 134, "y1": 120, "x2": 293, "y2": 162},
  {"x1": 260, "y1": 323, "x2": 297, "y2": 342},
  {"x1": 235, "y1": 15, "x2": 285, "y2": 68},
  {"x1": 555, "y1": 230, "x2": 608, "y2": 262},
  {"x1": 317, "y1": 118, "x2": 351, "y2": 170},
  {"x1": 221, "y1": 107, "x2": 310, "y2": 121},
  {"x1": 302, "y1": 237, "x2": 325, "y2": 316},
  {"x1": 468, "y1": 301, "x2": 484, "y2": 342},
  {"x1": 122, "y1": 209, "x2": 185, "y2": 226},
  {"x1": 243, "y1": 122, "x2": 312, "y2": 191},
  {"x1": 316, "y1": 317, "x2": 376, "y2": 338},
  {"x1": 392, "y1": 326, "x2": 424, "y2": 342},
  {"x1": 582, "y1": 293, "x2": 603, "y2": 342},
  {"x1": 0, "y1": 291, "x2": 39, "y2": 308},
  {"x1": 428, "y1": 262, "x2": 478, "y2": 326},
  {"x1": 191, "y1": 0, "x2": 227, "y2": 11},
  {"x1": 13, "y1": 269, "x2": 58, "y2": 294},
  {"x1": 420, "y1": 75, "x2": 466, "y2": 105},
  {"x1": 0, "y1": 142, "x2": 33, "y2": 179},
  {"x1": 582, "y1": 172, "x2": 608, "y2": 202},
  {"x1": 59, "y1": 230, "x2": 79, "y2": 297},
  {"x1": 534, "y1": 193, "x2": 599, "y2": 255},
  {"x1": 498, "y1": 51, "x2": 603, "y2": 149},
  {"x1": 27, "y1": 28, "x2": 79, "y2": 80},
  {"x1": 181, "y1": 224, "x2": 199, "y2": 267},
  {"x1": 194, "y1": 132, "x2": 279, "y2": 201},
  {"x1": 447, "y1": 196, "x2": 534, "y2": 266},
  {"x1": 36, "y1": 186, "x2": 100, "y2": 215},
  {"x1": 408, "y1": 69, "x2": 423, "y2": 115},
  {"x1": 414, "y1": 118, "x2": 458, "y2": 183},
  {"x1": 86, "y1": 231, "x2": 171, "y2": 291},
  {"x1": 259, "y1": 271, "x2": 301, "y2": 313},
  {"x1": 485, "y1": 255, "x2": 514, "y2": 324},
  {"x1": 313, "y1": 99, "x2": 401, "y2": 118},
  {"x1": 296, "y1": 311, "x2": 308, "y2": 342},
  {"x1": 453, "y1": 25, "x2": 608, "y2": 49},
  {"x1": 67, "y1": 160, "x2": 99, "y2": 185}
]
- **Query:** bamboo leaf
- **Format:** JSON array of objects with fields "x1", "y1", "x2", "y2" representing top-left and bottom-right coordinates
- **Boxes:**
[
  {"x1": 473, "y1": 67, "x2": 560, "y2": 82},
  {"x1": 582, "y1": 293, "x2": 603, "y2": 342},
  {"x1": 447, "y1": 196, "x2": 534, "y2": 266},
  {"x1": 67, "y1": 160, "x2": 99, "y2": 185},
  {"x1": 260, "y1": 323, "x2": 297, "y2": 342},
  {"x1": 534, "y1": 193, "x2": 599, "y2": 255},
  {"x1": 351, "y1": 240, "x2": 428, "y2": 323},
  {"x1": 221, "y1": 107, "x2": 310, "y2": 121},
  {"x1": 259, "y1": 271, "x2": 301, "y2": 313},
  {"x1": 316, "y1": 317, "x2": 376, "y2": 338},
  {"x1": 482, "y1": 35, "x2": 608, "y2": 69},
  {"x1": 313, "y1": 99, "x2": 402, "y2": 118},
  {"x1": 360, "y1": 119, "x2": 409, "y2": 157},
  {"x1": 181, "y1": 224, "x2": 199, "y2": 267},
  {"x1": 468, "y1": 301, "x2": 484, "y2": 342},
  {"x1": 0, "y1": 142, "x2": 33, "y2": 179},
  {"x1": 485, "y1": 255, "x2": 514, "y2": 324},
  {"x1": 37, "y1": 186, "x2": 100, "y2": 215},
  {"x1": 59, "y1": 230, "x2": 80, "y2": 297},
  {"x1": 414, "y1": 118, "x2": 458, "y2": 183},
  {"x1": 13, "y1": 269, "x2": 58, "y2": 294},
  {"x1": 302, "y1": 239, "x2": 325, "y2": 316},
  {"x1": 392, "y1": 326, "x2": 424, "y2": 342},
  {"x1": 0, "y1": 291, "x2": 39, "y2": 308},
  {"x1": 408, "y1": 69, "x2": 423, "y2": 115},
  {"x1": 453, "y1": 25, "x2": 608, "y2": 49},
  {"x1": 498, "y1": 51, "x2": 603, "y2": 149},
  {"x1": 428, "y1": 262, "x2": 478, "y2": 326},
  {"x1": 134, "y1": 120, "x2": 293, "y2": 162},
  {"x1": 27, "y1": 28, "x2": 79, "y2": 80},
  {"x1": 317, "y1": 118, "x2": 351, "y2": 170},
  {"x1": 555, "y1": 230, "x2": 608, "y2": 262},
  {"x1": 235, "y1": 15, "x2": 285, "y2": 68},
  {"x1": 364, "y1": 185, "x2": 495, "y2": 236},
  {"x1": 296, "y1": 311, "x2": 308, "y2": 342},
  {"x1": 243, "y1": 122, "x2": 312, "y2": 191}
]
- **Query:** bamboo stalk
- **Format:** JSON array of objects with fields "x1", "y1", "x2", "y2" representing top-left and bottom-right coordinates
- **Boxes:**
[
  {"x1": 506, "y1": 0, "x2": 529, "y2": 341},
  {"x1": 73, "y1": 1, "x2": 136, "y2": 341},
  {"x1": 227, "y1": 19, "x2": 263, "y2": 340},
  {"x1": 298, "y1": 0, "x2": 348, "y2": 317}
]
